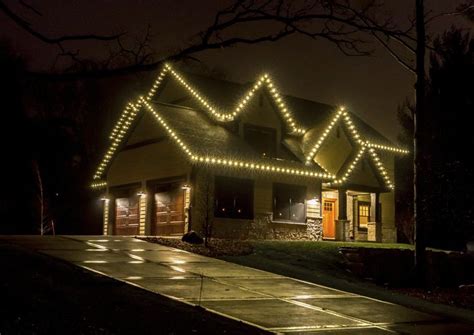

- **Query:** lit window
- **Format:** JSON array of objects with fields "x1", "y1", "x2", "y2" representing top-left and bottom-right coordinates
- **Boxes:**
[{"x1": 358, "y1": 202, "x2": 370, "y2": 229}]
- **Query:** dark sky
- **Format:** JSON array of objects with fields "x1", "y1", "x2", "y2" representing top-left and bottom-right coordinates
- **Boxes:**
[{"x1": 1, "y1": 0, "x2": 471, "y2": 142}]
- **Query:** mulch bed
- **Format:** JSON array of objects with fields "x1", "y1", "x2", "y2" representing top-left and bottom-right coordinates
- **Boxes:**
[
  {"x1": 139, "y1": 237, "x2": 254, "y2": 257},
  {"x1": 395, "y1": 286, "x2": 474, "y2": 310}
]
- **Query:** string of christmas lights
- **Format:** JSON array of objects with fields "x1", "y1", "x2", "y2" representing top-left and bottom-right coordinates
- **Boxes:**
[
  {"x1": 304, "y1": 106, "x2": 409, "y2": 189},
  {"x1": 160, "y1": 64, "x2": 306, "y2": 134},
  {"x1": 91, "y1": 63, "x2": 405, "y2": 190},
  {"x1": 140, "y1": 98, "x2": 333, "y2": 179},
  {"x1": 305, "y1": 108, "x2": 408, "y2": 164}
]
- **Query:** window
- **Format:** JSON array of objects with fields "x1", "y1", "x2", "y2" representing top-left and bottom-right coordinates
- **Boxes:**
[
  {"x1": 358, "y1": 202, "x2": 370, "y2": 230},
  {"x1": 214, "y1": 176, "x2": 253, "y2": 219},
  {"x1": 273, "y1": 183, "x2": 306, "y2": 223},
  {"x1": 243, "y1": 124, "x2": 277, "y2": 157}
]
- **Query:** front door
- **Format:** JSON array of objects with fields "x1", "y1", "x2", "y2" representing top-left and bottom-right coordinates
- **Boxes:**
[
  {"x1": 322, "y1": 199, "x2": 336, "y2": 239},
  {"x1": 154, "y1": 184, "x2": 185, "y2": 236}
]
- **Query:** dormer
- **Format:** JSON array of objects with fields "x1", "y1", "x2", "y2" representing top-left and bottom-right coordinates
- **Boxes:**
[{"x1": 238, "y1": 89, "x2": 284, "y2": 158}]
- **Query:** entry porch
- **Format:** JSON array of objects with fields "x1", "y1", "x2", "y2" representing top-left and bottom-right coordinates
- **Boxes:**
[{"x1": 321, "y1": 186, "x2": 384, "y2": 242}]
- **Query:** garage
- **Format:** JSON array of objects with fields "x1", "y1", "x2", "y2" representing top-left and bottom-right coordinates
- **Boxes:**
[
  {"x1": 109, "y1": 185, "x2": 141, "y2": 235},
  {"x1": 153, "y1": 182, "x2": 185, "y2": 236}
]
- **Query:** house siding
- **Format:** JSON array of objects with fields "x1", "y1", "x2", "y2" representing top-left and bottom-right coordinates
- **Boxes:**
[
  {"x1": 381, "y1": 154, "x2": 396, "y2": 242},
  {"x1": 381, "y1": 191, "x2": 396, "y2": 242},
  {"x1": 190, "y1": 166, "x2": 322, "y2": 240},
  {"x1": 107, "y1": 140, "x2": 191, "y2": 187}
]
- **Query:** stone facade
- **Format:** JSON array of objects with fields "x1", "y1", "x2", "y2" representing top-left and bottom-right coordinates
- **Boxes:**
[
  {"x1": 336, "y1": 219, "x2": 351, "y2": 241},
  {"x1": 203, "y1": 211, "x2": 323, "y2": 241},
  {"x1": 367, "y1": 221, "x2": 382, "y2": 242}
]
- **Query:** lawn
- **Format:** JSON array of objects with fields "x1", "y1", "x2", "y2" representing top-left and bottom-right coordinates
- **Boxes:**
[{"x1": 229, "y1": 240, "x2": 412, "y2": 280}]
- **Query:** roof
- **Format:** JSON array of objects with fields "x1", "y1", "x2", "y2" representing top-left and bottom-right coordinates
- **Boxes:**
[
  {"x1": 171, "y1": 71, "x2": 396, "y2": 150},
  {"x1": 91, "y1": 64, "x2": 409, "y2": 190},
  {"x1": 152, "y1": 102, "x2": 327, "y2": 173}
]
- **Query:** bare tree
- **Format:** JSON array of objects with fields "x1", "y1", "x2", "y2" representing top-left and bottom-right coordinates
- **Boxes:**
[
  {"x1": 1, "y1": 0, "x2": 415, "y2": 79},
  {"x1": 201, "y1": 174, "x2": 214, "y2": 248}
]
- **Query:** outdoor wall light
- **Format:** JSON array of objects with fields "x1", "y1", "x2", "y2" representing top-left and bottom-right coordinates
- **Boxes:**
[
  {"x1": 181, "y1": 184, "x2": 191, "y2": 190},
  {"x1": 100, "y1": 195, "x2": 110, "y2": 201},
  {"x1": 307, "y1": 197, "x2": 319, "y2": 206},
  {"x1": 137, "y1": 190, "x2": 146, "y2": 196}
]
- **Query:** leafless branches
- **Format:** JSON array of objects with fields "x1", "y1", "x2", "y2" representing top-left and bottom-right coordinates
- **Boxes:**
[
  {"x1": 1, "y1": 0, "x2": 461, "y2": 79},
  {"x1": 0, "y1": 1, "x2": 124, "y2": 44},
  {"x1": 425, "y1": 1, "x2": 474, "y2": 24}
]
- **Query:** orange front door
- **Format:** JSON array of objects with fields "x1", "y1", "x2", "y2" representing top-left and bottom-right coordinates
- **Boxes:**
[{"x1": 322, "y1": 199, "x2": 336, "y2": 239}]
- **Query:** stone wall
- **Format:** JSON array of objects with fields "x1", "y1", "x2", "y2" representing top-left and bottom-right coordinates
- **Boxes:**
[{"x1": 207, "y1": 212, "x2": 323, "y2": 241}]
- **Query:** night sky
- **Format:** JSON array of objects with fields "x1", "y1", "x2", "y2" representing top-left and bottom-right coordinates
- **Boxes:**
[{"x1": 1, "y1": 0, "x2": 471, "y2": 141}]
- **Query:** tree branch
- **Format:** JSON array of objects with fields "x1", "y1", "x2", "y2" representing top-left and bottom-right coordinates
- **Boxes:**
[
  {"x1": 371, "y1": 32, "x2": 416, "y2": 74},
  {"x1": 19, "y1": 0, "x2": 42, "y2": 16},
  {"x1": 14, "y1": 0, "x2": 430, "y2": 80},
  {"x1": 425, "y1": 4, "x2": 474, "y2": 24},
  {"x1": 0, "y1": 0, "x2": 124, "y2": 44}
]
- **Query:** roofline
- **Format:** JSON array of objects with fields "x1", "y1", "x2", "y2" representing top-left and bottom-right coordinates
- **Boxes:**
[{"x1": 91, "y1": 63, "x2": 403, "y2": 190}]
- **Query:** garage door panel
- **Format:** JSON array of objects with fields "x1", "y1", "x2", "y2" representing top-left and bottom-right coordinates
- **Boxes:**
[
  {"x1": 153, "y1": 183, "x2": 185, "y2": 236},
  {"x1": 115, "y1": 196, "x2": 140, "y2": 235}
]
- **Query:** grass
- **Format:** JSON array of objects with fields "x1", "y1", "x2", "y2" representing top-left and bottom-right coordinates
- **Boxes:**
[{"x1": 246, "y1": 240, "x2": 412, "y2": 278}]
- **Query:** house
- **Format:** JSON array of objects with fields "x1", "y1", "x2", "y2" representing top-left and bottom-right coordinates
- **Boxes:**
[{"x1": 91, "y1": 64, "x2": 409, "y2": 242}]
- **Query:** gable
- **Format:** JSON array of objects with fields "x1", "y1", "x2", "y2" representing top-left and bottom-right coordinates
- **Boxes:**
[
  {"x1": 314, "y1": 124, "x2": 354, "y2": 175},
  {"x1": 126, "y1": 112, "x2": 166, "y2": 146},
  {"x1": 155, "y1": 76, "x2": 197, "y2": 108},
  {"x1": 107, "y1": 139, "x2": 191, "y2": 187},
  {"x1": 346, "y1": 157, "x2": 383, "y2": 188},
  {"x1": 239, "y1": 91, "x2": 283, "y2": 131}
]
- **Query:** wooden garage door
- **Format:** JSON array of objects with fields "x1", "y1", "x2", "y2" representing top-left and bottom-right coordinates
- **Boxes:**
[
  {"x1": 115, "y1": 197, "x2": 139, "y2": 235},
  {"x1": 154, "y1": 184, "x2": 185, "y2": 236}
]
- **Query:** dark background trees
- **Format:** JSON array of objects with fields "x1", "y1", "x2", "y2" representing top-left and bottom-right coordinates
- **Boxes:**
[{"x1": 396, "y1": 27, "x2": 474, "y2": 250}]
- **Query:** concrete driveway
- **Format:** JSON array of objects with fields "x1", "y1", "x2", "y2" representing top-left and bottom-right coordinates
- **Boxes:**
[{"x1": 3, "y1": 235, "x2": 473, "y2": 335}]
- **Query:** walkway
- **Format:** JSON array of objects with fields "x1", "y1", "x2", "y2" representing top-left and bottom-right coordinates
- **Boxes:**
[{"x1": 3, "y1": 235, "x2": 472, "y2": 334}]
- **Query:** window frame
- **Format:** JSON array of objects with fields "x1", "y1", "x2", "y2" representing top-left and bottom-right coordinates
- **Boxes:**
[
  {"x1": 357, "y1": 201, "x2": 371, "y2": 231},
  {"x1": 243, "y1": 123, "x2": 277, "y2": 158},
  {"x1": 272, "y1": 183, "x2": 307, "y2": 224},
  {"x1": 214, "y1": 176, "x2": 254, "y2": 220}
]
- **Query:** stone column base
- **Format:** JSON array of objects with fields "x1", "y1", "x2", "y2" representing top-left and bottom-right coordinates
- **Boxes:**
[
  {"x1": 336, "y1": 219, "x2": 351, "y2": 241},
  {"x1": 307, "y1": 217, "x2": 323, "y2": 241},
  {"x1": 367, "y1": 221, "x2": 382, "y2": 242}
]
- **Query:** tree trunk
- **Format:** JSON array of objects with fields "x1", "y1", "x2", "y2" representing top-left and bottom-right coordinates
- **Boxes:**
[
  {"x1": 33, "y1": 160, "x2": 44, "y2": 235},
  {"x1": 414, "y1": 0, "x2": 426, "y2": 283}
]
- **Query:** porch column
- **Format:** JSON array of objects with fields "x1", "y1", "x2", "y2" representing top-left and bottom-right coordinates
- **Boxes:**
[
  {"x1": 368, "y1": 192, "x2": 382, "y2": 242},
  {"x1": 338, "y1": 189, "x2": 347, "y2": 221},
  {"x1": 369, "y1": 193, "x2": 377, "y2": 222},
  {"x1": 336, "y1": 188, "x2": 350, "y2": 241},
  {"x1": 144, "y1": 182, "x2": 153, "y2": 235}
]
